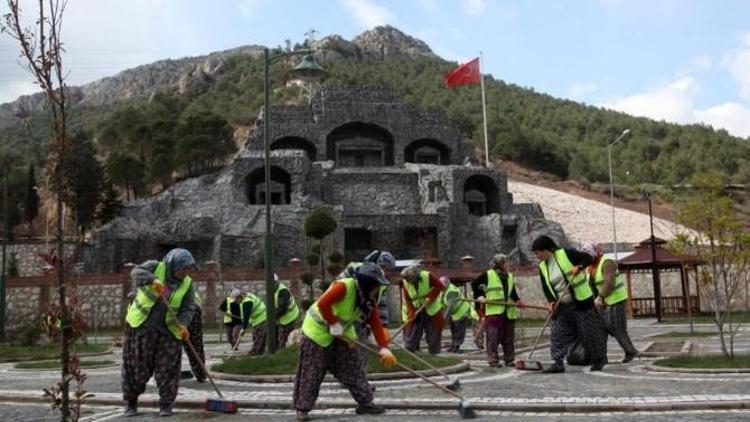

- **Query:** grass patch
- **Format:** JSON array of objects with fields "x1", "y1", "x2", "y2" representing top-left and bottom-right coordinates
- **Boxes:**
[
  {"x1": 659, "y1": 313, "x2": 750, "y2": 324},
  {"x1": 0, "y1": 343, "x2": 109, "y2": 361},
  {"x1": 651, "y1": 331, "x2": 718, "y2": 339},
  {"x1": 211, "y1": 345, "x2": 461, "y2": 375},
  {"x1": 656, "y1": 354, "x2": 750, "y2": 369},
  {"x1": 15, "y1": 360, "x2": 116, "y2": 370}
]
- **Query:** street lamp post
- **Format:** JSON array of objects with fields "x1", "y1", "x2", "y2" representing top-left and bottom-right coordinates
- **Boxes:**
[
  {"x1": 262, "y1": 47, "x2": 326, "y2": 354},
  {"x1": 608, "y1": 129, "x2": 630, "y2": 262},
  {"x1": 0, "y1": 166, "x2": 7, "y2": 342},
  {"x1": 643, "y1": 189, "x2": 663, "y2": 322}
]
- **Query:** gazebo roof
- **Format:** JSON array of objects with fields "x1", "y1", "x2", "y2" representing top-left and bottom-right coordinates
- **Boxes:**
[{"x1": 617, "y1": 236, "x2": 699, "y2": 270}]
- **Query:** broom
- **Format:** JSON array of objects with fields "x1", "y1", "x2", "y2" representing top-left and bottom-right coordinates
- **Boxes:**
[
  {"x1": 390, "y1": 301, "x2": 428, "y2": 341},
  {"x1": 390, "y1": 341, "x2": 461, "y2": 391},
  {"x1": 350, "y1": 338, "x2": 476, "y2": 419},
  {"x1": 159, "y1": 294, "x2": 238, "y2": 413},
  {"x1": 514, "y1": 284, "x2": 569, "y2": 372}
]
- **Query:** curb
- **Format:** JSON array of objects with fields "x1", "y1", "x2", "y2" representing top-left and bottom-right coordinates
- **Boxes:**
[
  {"x1": 210, "y1": 362, "x2": 471, "y2": 383},
  {"x1": 644, "y1": 364, "x2": 750, "y2": 374},
  {"x1": 2, "y1": 393, "x2": 750, "y2": 413}
]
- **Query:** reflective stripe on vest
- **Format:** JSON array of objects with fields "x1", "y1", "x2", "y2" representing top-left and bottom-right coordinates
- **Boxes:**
[
  {"x1": 404, "y1": 271, "x2": 443, "y2": 316},
  {"x1": 484, "y1": 270, "x2": 518, "y2": 319},
  {"x1": 276, "y1": 283, "x2": 300, "y2": 326},
  {"x1": 125, "y1": 261, "x2": 192, "y2": 340},
  {"x1": 442, "y1": 283, "x2": 470, "y2": 321},
  {"x1": 302, "y1": 278, "x2": 360, "y2": 348},
  {"x1": 592, "y1": 258, "x2": 628, "y2": 305},
  {"x1": 243, "y1": 293, "x2": 267, "y2": 327},
  {"x1": 539, "y1": 249, "x2": 593, "y2": 302}
]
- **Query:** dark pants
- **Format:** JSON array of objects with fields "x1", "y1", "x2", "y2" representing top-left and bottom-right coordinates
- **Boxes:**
[
  {"x1": 225, "y1": 324, "x2": 242, "y2": 349},
  {"x1": 249, "y1": 324, "x2": 267, "y2": 355},
  {"x1": 448, "y1": 316, "x2": 469, "y2": 353},
  {"x1": 473, "y1": 318, "x2": 486, "y2": 350},
  {"x1": 550, "y1": 304, "x2": 607, "y2": 366},
  {"x1": 293, "y1": 336, "x2": 374, "y2": 412},
  {"x1": 277, "y1": 322, "x2": 296, "y2": 349},
  {"x1": 486, "y1": 314, "x2": 515, "y2": 364},
  {"x1": 122, "y1": 326, "x2": 182, "y2": 406},
  {"x1": 184, "y1": 308, "x2": 206, "y2": 381},
  {"x1": 601, "y1": 302, "x2": 638, "y2": 356},
  {"x1": 405, "y1": 313, "x2": 442, "y2": 355}
]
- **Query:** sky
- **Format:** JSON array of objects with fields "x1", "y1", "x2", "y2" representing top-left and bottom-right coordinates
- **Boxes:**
[{"x1": 1, "y1": 0, "x2": 750, "y2": 138}]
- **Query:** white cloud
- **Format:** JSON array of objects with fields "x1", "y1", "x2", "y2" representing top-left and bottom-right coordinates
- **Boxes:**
[
  {"x1": 340, "y1": 0, "x2": 396, "y2": 29},
  {"x1": 728, "y1": 32, "x2": 750, "y2": 101},
  {"x1": 602, "y1": 76, "x2": 750, "y2": 138},
  {"x1": 463, "y1": 0, "x2": 487, "y2": 15},
  {"x1": 0, "y1": 80, "x2": 39, "y2": 104},
  {"x1": 565, "y1": 81, "x2": 598, "y2": 100}
]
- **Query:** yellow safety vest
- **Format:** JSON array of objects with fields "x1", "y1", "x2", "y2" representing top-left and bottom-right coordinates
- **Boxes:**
[
  {"x1": 403, "y1": 270, "x2": 443, "y2": 316},
  {"x1": 243, "y1": 293, "x2": 267, "y2": 328},
  {"x1": 125, "y1": 261, "x2": 192, "y2": 340},
  {"x1": 302, "y1": 278, "x2": 360, "y2": 348},
  {"x1": 276, "y1": 283, "x2": 300, "y2": 326},
  {"x1": 539, "y1": 249, "x2": 594, "y2": 302},
  {"x1": 484, "y1": 270, "x2": 518, "y2": 319},
  {"x1": 591, "y1": 258, "x2": 628, "y2": 305},
  {"x1": 442, "y1": 282, "x2": 470, "y2": 321}
]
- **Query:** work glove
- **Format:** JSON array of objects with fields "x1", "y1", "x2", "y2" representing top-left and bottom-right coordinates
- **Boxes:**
[
  {"x1": 378, "y1": 348, "x2": 397, "y2": 368},
  {"x1": 594, "y1": 296, "x2": 604, "y2": 308},
  {"x1": 178, "y1": 325, "x2": 190, "y2": 341},
  {"x1": 329, "y1": 322, "x2": 344, "y2": 336},
  {"x1": 152, "y1": 280, "x2": 166, "y2": 297},
  {"x1": 476, "y1": 296, "x2": 486, "y2": 304}
]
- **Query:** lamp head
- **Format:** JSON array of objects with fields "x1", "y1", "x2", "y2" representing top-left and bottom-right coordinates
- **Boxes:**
[{"x1": 289, "y1": 54, "x2": 327, "y2": 83}]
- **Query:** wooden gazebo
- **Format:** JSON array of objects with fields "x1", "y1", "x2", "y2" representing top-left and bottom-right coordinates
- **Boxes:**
[{"x1": 617, "y1": 237, "x2": 701, "y2": 320}]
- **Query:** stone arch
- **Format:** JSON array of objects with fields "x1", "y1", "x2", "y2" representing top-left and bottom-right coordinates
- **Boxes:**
[
  {"x1": 404, "y1": 138, "x2": 451, "y2": 164},
  {"x1": 270, "y1": 136, "x2": 317, "y2": 161},
  {"x1": 463, "y1": 174, "x2": 500, "y2": 216},
  {"x1": 245, "y1": 166, "x2": 292, "y2": 205},
  {"x1": 326, "y1": 122, "x2": 394, "y2": 167}
]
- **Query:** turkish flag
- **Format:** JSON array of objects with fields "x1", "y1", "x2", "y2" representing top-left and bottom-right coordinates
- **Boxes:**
[{"x1": 444, "y1": 58, "x2": 481, "y2": 88}]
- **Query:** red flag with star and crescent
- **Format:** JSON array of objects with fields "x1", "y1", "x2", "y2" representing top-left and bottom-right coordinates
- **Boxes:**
[{"x1": 444, "y1": 57, "x2": 481, "y2": 88}]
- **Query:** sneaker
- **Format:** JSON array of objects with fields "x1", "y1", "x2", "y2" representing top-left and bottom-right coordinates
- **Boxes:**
[
  {"x1": 622, "y1": 353, "x2": 637, "y2": 363},
  {"x1": 296, "y1": 410, "x2": 311, "y2": 421},
  {"x1": 355, "y1": 403, "x2": 385, "y2": 415},
  {"x1": 159, "y1": 403, "x2": 173, "y2": 417},
  {"x1": 123, "y1": 400, "x2": 137, "y2": 417},
  {"x1": 590, "y1": 361, "x2": 605, "y2": 372},
  {"x1": 542, "y1": 362, "x2": 565, "y2": 373}
]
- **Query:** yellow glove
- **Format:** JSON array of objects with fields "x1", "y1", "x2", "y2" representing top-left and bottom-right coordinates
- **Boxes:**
[
  {"x1": 178, "y1": 325, "x2": 190, "y2": 341},
  {"x1": 378, "y1": 348, "x2": 397, "y2": 368},
  {"x1": 152, "y1": 280, "x2": 166, "y2": 297}
]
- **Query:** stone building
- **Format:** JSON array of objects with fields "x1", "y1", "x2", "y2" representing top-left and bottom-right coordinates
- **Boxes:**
[{"x1": 87, "y1": 87, "x2": 565, "y2": 272}]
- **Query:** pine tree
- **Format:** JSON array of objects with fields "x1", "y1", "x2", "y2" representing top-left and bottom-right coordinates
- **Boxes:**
[
  {"x1": 22, "y1": 162, "x2": 39, "y2": 235},
  {"x1": 97, "y1": 182, "x2": 122, "y2": 224},
  {"x1": 63, "y1": 131, "x2": 105, "y2": 236}
]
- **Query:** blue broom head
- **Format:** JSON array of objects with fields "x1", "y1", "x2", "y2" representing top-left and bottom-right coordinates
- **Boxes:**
[{"x1": 205, "y1": 398, "x2": 238, "y2": 413}]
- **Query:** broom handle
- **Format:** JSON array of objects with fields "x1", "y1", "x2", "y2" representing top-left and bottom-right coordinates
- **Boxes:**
[
  {"x1": 390, "y1": 341, "x2": 451, "y2": 381},
  {"x1": 390, "y1": 301, "x2": 428, "y2": 340},
  {"x1": 351, "y1": 338, "x2": 464, "y2": 401},
  {"x1": 159, "y1": 294, "x2": 224, "y2": 399},
  {"x1": 460, "y1": 299, "x2": 548, "y2": 311}
]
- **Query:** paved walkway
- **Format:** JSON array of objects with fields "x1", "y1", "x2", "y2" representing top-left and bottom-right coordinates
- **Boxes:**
[{"x1": 2, "y1": 319, "x2": 749, "y2": 421}]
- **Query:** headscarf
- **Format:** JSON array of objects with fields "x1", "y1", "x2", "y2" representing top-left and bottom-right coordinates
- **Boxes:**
[
  {"x1": 581, "y1": 243, "x2": 600, "y2": 259},
  {"x1": 400, "y1": 265, "x2": 420, "y2": 283},
  {"x1": 489, "y1": 253, "x2": 507, "y2": 270},
  {"x1": 163, "y1": 248, "x2": 197, "y2": 285}
]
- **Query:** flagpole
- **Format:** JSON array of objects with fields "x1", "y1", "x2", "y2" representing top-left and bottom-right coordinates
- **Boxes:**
[{"x1": 479, "y1": 51, "x2": 490, "y2": 168}]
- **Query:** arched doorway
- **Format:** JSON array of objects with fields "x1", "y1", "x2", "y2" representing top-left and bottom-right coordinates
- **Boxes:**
[
  {"x1": 463, "y1": 175, "x2": 500, "y2": 215},
  {"x1": 270, "y1": 136, "x2": 317, "y2": 161},
  {"x1": 404, "y1": 139, "x2": 451, "y2": 164},
  {"x1": 245, "y1": 166, "x2": 292, "y2": 205},
  {"x1": 326, "y1": 122, "x2": 394, "y2": 167}
]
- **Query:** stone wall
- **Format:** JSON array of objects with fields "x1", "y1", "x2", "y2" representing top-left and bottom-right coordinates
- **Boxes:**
[{"x1": 3, "y1": 241, "x2": 78, "y2": 276}]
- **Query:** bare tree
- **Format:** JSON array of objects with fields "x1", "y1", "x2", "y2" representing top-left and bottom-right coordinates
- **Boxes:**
[
  {"x1": 2, "y1": 0, "x2": 73, "y2": 418},
  {"x1": 670, "y1": 172, "x2": 750, "y2": 359}
]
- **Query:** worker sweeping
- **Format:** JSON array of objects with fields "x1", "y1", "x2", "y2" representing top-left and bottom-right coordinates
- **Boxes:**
[
  {"x1": 342, "y1": 250, "x2": 396, "y2": 340},
  {"x1": 471, "y1": 254, "x2": 525, "y2": 367},
  {"x1": 219, "y1": 288, "x2": 243, "y2": 349},
  {"x1": 272, "y1": 273, "x2": 300, "y2": 349},
  {"x1": 531, "y1": 236, "x2": 607, "y2": 373},
  {"x1": 440, "y1": 276, "x2": 471, "y2": 353},
  {"x1": 239, "y1": 290, "x2": 268, "y2": 355},
  {"x1": 293, "y1": 262, "x2": 397, "y2": 421},
  {"x1": 121, "y1": 248, "x2": 197, "y2": 417},
  {"x1": 582, "y1": 242, "x2": 640, "y2": 363},
  {"x1": 401, "y1": 265, "x2": 445, "y2": 355}
]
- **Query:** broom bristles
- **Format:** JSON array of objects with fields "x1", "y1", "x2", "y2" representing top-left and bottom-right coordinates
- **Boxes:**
[{"x1": 205, "y1": 398, "x2": 238, "y2": 413}]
